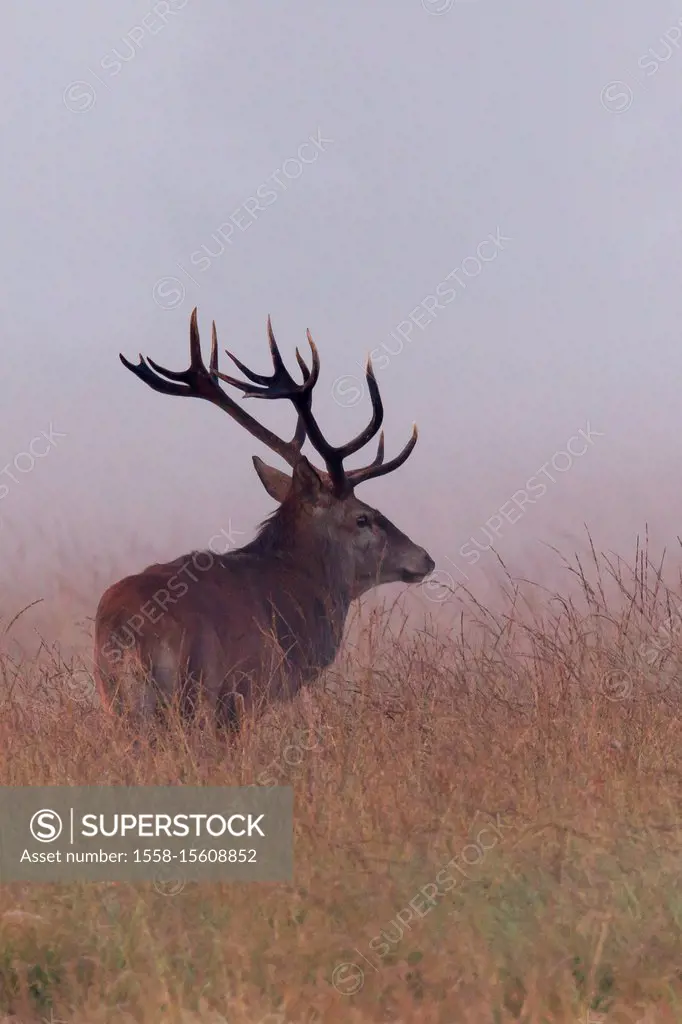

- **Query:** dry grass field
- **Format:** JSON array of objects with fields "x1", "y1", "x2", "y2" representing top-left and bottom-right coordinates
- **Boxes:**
[{"x1": 0, "y1": 541, "x2": 680, "y2": 1023}]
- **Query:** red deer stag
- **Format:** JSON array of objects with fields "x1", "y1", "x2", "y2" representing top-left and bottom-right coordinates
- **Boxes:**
[{"x1": 95, "y1": 308, "x2": 434, "y2": 729}]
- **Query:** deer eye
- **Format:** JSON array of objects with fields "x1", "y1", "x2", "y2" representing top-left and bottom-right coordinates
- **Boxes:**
[{"x1": 356, "y1": 514, "x2": 371, "y2": 528}]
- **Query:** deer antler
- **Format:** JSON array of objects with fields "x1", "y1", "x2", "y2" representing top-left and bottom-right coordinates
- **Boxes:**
[
  {"x1": 120, "y1": 308, "x2": 307, "y2": 468},
  {"x1": 220, "y1": 320, "x2": 417, "y2": 496},
  {"x1": 121, "y1": 308, "x2": 418, "y2": 496}
]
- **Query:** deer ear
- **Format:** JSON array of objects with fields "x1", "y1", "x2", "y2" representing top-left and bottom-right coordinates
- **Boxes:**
[
  {"x1": 252, "y1": 457, "x2": 292, "y2": 503},
  {"x1": 291, "y1": 456, "x2": 327, "y2": 506}
]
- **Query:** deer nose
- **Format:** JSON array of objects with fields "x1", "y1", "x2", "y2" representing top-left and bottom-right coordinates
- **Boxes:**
[{"x1": 422, "y1": 551, "x2": 436, "y2": 575}]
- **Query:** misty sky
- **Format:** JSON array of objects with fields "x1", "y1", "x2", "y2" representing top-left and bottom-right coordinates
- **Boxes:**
[{"x1": 4, "y1": 1, "x2": 682, "y2": 634}]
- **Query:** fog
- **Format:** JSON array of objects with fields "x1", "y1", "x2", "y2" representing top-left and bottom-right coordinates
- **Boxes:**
[{"x1": 3, "y1": 0, "x2": 682, "y2": 643}]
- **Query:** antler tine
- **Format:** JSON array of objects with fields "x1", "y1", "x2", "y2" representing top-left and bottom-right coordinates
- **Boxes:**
[
  {"x1": 218, "y1": 331, "x2": 391, "y2": 496},
  {"x1": 346, "y1": 424, "x2": 418, "y2": 488},
  {"x1": 119, "y1": 353, "x2": 190, "y2": 397},
  {"x1": 188, "y1": 306, "x2": 205, "y2": 370},
  {"x1": 222, "y1": 348, "x2": 273, "y2": 386},
  {"x1": 220, "y1": 316, "x2": 293, "y2": 387},
  {"x1": 291, "y1": 413, "x2": 306, "y2": 452},
  {"x1": 119, "y1": 308, "x2": 306, "y2": 468},
  {"x1": 293, "y1": 329, "x2": 322, "y2": 386},
  {"x1": 266, "y1": 314, "x2": 287, "y2": 373},
  {"x1": 375, "y1": 430, "x2": 385, "y2": 465},
  {"x1": 303, "y1": 330, "x2": 321, "y2": 388},
  {"x1": 216, "y1": 322, "x2": 347, "y2": 491},
  {"x1": 209, "y1": 321, "x2": 219, "y2": 377},
  {"x1": 295, "y1": 348, "x2": 310, "y2": 381},
  {"x1": 121, "y1": 310, "x2": 417, "y2": 494},
  {"x1": 216, "y1": 321, "x2": 319, "y2": 400},
  {"x1": 333, "y1": 356, "x2": 384, "y2": 461},
  {"x1": 352, "y1": 430, "x2": 385, "y2": 474},
  {"x1": 142, "y1": 307, "x2": 208, "y2": 384}
]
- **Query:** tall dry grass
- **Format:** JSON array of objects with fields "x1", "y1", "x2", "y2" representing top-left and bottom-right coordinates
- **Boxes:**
[{"x1": 0, "y1": 539, "x2": 680, "y2": 1023}]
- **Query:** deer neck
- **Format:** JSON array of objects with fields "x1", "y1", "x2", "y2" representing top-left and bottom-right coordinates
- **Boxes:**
[
  {"x1": 251, "y1": 507, "x2": 355, "y2": 620},
  {"x1": 291, "y1": 528, "x2": 354, "y2": 612}
]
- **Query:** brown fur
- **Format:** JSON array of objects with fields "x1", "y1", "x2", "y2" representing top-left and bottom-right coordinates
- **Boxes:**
[{"x1": 95, "y1": 457, "x2": 433, "y2": 727}]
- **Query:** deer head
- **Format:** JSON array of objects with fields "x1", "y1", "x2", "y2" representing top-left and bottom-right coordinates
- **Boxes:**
[{"x1": 121, "y1": 309, "x2": 434, "y2": 597}]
